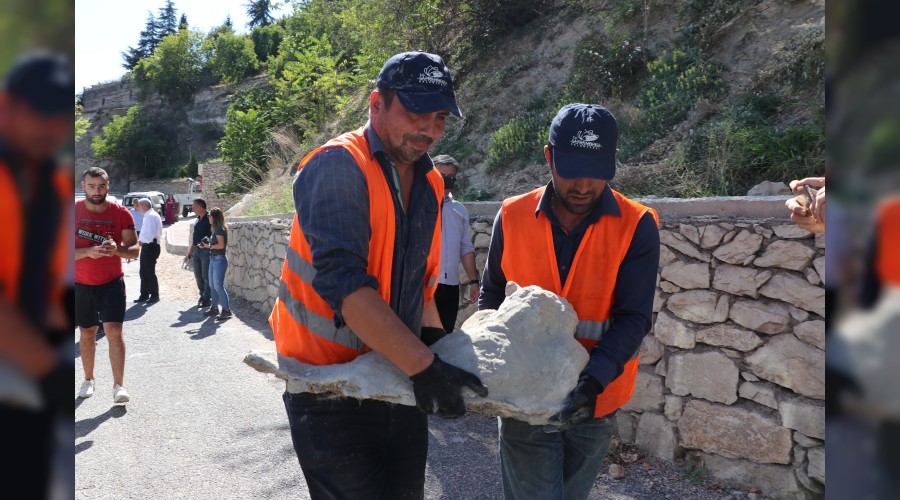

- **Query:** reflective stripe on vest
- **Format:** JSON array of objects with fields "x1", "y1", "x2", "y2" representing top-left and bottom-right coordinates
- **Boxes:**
[
  {"x1": 876, "y1": 198, "x2": 900, "y2": 286},
  {"x1": 269, "y1": 127, "x2": 444, "y2": 366},
  {"x1": 500, "y1": 186, "x2": 659, "y2": 418}
]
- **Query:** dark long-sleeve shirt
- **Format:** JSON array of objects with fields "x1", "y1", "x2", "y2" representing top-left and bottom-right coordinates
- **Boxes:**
[
  {"x1": 293, "y1": 124, "x2": 439, "y2": 336},
  {"x1": 478, "y1": 183, "x2": 660, "y2": 389}
]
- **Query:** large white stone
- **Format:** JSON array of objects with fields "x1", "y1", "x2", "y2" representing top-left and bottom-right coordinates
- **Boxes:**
[
  {"x1": 747, "y1": 180, "x2": 791, "y2": 195},
  {"x1": 759, "y1": 273, "x2": 825, "y2": 317},
  {"x1": 754, "y1": 240, "x2": 816, "y2": 271},
  {"x1": 621, "y1": 370, "x2": 664, "y2": 412},
  {"x1": 679, "y1": 400, "x2": 793, "y2": 464},
  {"x1": 772, "y1": 224, "x2": 814, "y2": 239},
  {"x1": 638, "y1": 334, "x2": 664, "y2": 365},
  {"x1": 701, "y1": 453, "x2": 805, "y2": 499},
  {"x1": 659, "y1": 230, "x2": 711, "y2": 262},
  {"x1": 635, "y1": 412, "x2": 676, "y2": 461},
  {"x1": 666, "y1": 290, "x2": 729, "y2": 324},
  {"x1": 813, "y1": 256, "x2": 825, "y2": 284},
  {"x1": 712, "y1": 264, "x2": 771, "y2": 298},
  {"x1": 699, "y1": 224, "x2": 728, "y2": 249},
  {"x1": 661, "y1": 261, "x2": 709, "y2": 289},
  {"x1": 664, "y1": 395, "x2": 683, "y2": 420},
  {"x1": 794, "y1": 320, "x2": 825, "y2": 350},
  {"x1": 658, "y1": 244, "x2": 677, "y2": 267},
  {"x1": 473, "y1": 232, "x2": 491, "y2": 250},
  {"x1": 616, "y1": 412, "x2": 637, "y2": 443},
  {"x1": 712, "y1": 230, "x2": 763, "y2": 265},
  {"x1": 807, "y1": 447, "x2": 825, "y2": 484},
  {"x1": 745, "y1": 335, "x2": 824, "y2": 400},
  {"x1": 779, "y1": 399, "x2": 825, "y2": 440},
  {"x1": 696, "y1": 324, "x2": 762, "y2": 352},
  {"x1": 678, "y1": 224, "x2": 700, "y2": 245},
  {"x1": 730, "y1": 299, "x2": 791, "y2": 334},
  {"x1": 738, "y1": 381, "x2": 778, "y2": 410},
  {"x1": 666, "y1": 352, "x2": 738, "y2": 404},
  {"x1": 245, "y1": 284, "x2": 588, "y2": 425},
  {"x1": 652, "y1": 310, "x2": 695, "y2": 348}
]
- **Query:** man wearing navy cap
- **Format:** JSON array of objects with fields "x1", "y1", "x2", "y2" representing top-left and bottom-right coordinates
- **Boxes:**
[
  {"x1": 272, "y1": 51, "x2": 486, "y2": 498},
  {"x1": 479, "y1": 103, "x2": 661, "y2": 499},
  {"x1": 0, "y1": 52, "x2": 77, "y2": 498}
]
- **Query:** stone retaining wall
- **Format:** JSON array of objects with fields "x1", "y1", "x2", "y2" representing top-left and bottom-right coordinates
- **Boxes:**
[{"x1": 223, "y1": 197, "x2": 825, "y2": 499}]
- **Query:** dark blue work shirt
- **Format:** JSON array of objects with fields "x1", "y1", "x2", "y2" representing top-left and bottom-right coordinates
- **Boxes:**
[
  {"x1": 192, "y1": 213, "x2": 211, "y2": 246},
  {"x1": 479, "y1": 182, "x2": 660, "y2": 389},
  {"x1": 293, "y1": 125, "x2": 439, "y2": 337}
]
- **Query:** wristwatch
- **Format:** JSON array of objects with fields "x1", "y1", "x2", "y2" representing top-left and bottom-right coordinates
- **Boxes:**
[{"x1": 468, "y1": 279, "x2": 480, "y2": 286}]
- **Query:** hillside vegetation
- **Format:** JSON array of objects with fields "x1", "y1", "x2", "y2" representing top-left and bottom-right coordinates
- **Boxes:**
[{"x1": 84, "y1": 0, "x2": 824, "y2": 214}]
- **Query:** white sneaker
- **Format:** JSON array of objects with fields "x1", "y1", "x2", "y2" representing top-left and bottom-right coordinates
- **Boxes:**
[
  {"x1": 78, "y1": 379, "x2": 95, "y2": 399},
  {"x1": 113, "y1": 384, "x2": 130, "y2": 403}
]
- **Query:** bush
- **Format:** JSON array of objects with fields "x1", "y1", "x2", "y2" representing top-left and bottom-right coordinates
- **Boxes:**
[
  {"x1": 251, "y1": 24, "x2": 284, "y2": 63},
  {"x1": 206, "y1": 32, "x2": 260, "y2": 84},
  {"x1": 485, "y1": 117, "x2": 549, "y2": 173},
  {"x1": 132, "y1": 30, "x2": 204, "y2": 104},
  {"x1": 91, "y1": 105, "x2": 179, "y2": 178},
  {"x1": 679, "y1": 0, "x2": 757, "y2": 50},
  {"x1": 566, "y1": 32, "x2": 646, "y2": 102}
]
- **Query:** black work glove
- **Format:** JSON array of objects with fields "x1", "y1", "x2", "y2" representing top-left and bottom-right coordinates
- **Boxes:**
[
  {"x1": 420, "y1": 326, "x2": 446, "y2": 347},
  {"x1": 550, "y1": 373, "x2": 602, "y2": 428},
  {"x1": 410, "y1": 354, "x2": 488, "y2": 418}
]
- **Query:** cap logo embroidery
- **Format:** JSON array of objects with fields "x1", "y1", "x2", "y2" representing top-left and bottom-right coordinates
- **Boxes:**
[
  {"x1": 570, "y1": 130, "x2": 603, "y2": 149},
  {"x1": 418, "y1": 65, "x2": 447, "y2": 86}
]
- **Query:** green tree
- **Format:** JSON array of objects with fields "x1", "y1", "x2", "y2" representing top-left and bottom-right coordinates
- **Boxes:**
[
  {"x1": 133, "y1": 29, "x2": 204, "y2": 103},
  {"x1": 75, "y1": 100, "x2": 90, "y2": 143},
  {"x1": 246, "y1": 0, "x2": 275, "y2": 28},
  {"x1": 91, "y1": 105, "x2": 176, "y2": 178},
  {"x1": 179, "y1": 13, "x2": 189, "y2": 30},
  {"x1": 250, "y1": 24, "x2": 284, "y2": 62},
  {"x1": 122, "y1": 11, "x2": 161, "y2": 70},
  {"x1": 157, "y1": 0, "x2": 179, "y2": 39},
  {"x1": 206, "y1": 32, "x2": 260, "y2": 84}
]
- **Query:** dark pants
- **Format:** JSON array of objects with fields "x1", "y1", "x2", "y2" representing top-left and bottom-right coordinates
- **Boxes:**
[
  {"x1": 283, "y1": 391, "x2": 428, "y2": 500},
  {"x1": 139, "y1": 242, "x2": 160, "y2": 298},
  {"x1": 0, "y1": 405, "x2": 55, "y2": 498},
  {"x1": 192, "y1": 248, "x2": 210, "y2": 301},
  {"x1": 434, "y1": 284, "x2": 460, "y2": 333}
]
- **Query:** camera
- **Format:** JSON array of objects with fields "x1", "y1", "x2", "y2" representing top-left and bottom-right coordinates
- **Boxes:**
[{"x1": 201, "y1": 236, "x2": 210, "y2": 245}]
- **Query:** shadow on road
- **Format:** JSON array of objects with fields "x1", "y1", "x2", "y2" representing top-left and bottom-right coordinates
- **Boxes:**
[
  {"x1": 75, "y1": 440, "x2": 93, "y2": 455},
  {"x1": 124, "y1": 304, "x2": 148, "y2": 321},
  {"x1": 171, "y1": 307, "x2": 207, "y2": 328},
  {"x1": 75, "y1": 398, "x2": 86, "y2": 410},
  {"x1": 187, "y1": 318, "x2": 220, "y2": 340},
  {"x1": 230, "y1": 298, "x2": 274, "y2": 341},
  {"x1": 76, "y1": 405, "x2": 127, "y2": 439}
]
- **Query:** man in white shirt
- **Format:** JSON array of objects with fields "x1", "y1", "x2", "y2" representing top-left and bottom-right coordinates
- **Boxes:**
[
  {"x1": 432, "y1": 155, "x2": 480, "y2": 335},
  {"x1": 134, "y1": 198, "x2": 163, "y2": 304},
  {"x1": 129, "y1": 198, "x2": 144, "y2": 236}
]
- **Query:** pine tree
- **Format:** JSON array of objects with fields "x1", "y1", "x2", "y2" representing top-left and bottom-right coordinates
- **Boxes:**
[
  {"x1": 157, "y1": 0, "x2": 179, "y2": 39},
  {"x1": 179, "y1": 13, "x2": 189, "y2": 30},
  {"x1": 246, "y1": 0, "x2": 275, "y2": 28},
  {"x1": 122, "y1": 11, "x2": 162, "y2": 70},
  {"x1": 224, "y1": 15, "x2": 233, "y2": 29}
]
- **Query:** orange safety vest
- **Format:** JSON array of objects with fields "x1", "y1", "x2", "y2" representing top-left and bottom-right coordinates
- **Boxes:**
[
  {"x1": 0, "y1": 165, "x2": 71, "y2": 306},
  {"x1": 500, "y1": 186, "x2": 659, "y2": 418},
  {"x1": 270, "y1": 127, "x2": 444, "y2": 366},
  {"x1": 876, "y1": 197, "x2": 900, "y2": 286}
]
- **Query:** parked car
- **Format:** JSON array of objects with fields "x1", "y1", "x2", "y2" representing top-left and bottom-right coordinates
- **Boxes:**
[
  {"x1": 122, "y1": 191, "x2": 165, "y2": 217},
  {"x1": 172, "y1": 178, "x2": 202, "y2": 217}
]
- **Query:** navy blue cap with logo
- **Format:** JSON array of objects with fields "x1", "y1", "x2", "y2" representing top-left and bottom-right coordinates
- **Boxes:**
[
  {"x1": 548, "y1": 103, "x2": 618, "y2": 180},
  {"x1": 4, "y1": 52, "x2": 74, "y2": 116},
  {"x1": 376, "y1": 51, "x2": 462, "y2": 118}
]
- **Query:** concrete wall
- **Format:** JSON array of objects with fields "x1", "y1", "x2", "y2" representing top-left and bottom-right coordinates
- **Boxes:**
[
  {"x1": 199, "y1": 161, "x2": 241, "y2": 212},
  {"x1": 130, "y1": 178, "x2": 194, "y2": 196},
  {"x1": 222, "y1": 196, "x2": 825, "y2": 499}
]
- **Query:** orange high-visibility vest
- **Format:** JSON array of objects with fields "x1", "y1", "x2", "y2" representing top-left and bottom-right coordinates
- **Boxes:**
[
  {"x1": 270, "y1": 127, "x2": 443, "y2": 366},
  {"x1": 876, "y1": 197, "x2": 900, "y2": 286},
  {"x1": 0, "y1": 165, "x2": 71, "y2": 306},
  {"x1": 500, "y1": 186, "x2": 659, "y2": 418}
]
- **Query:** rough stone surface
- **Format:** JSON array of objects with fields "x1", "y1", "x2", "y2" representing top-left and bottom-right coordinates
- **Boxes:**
[
  {"x1": 793, "y1": 432, "x2": 821, "y2": 448},
  {"x1": 779, "y1": 399, "x2": 825, "y2": 439},
  {"x1": 661, "y1": 261, "x2": 710, "y2": 289},
  {"x1": 747, "y1": 181, "x2": 791, "y2": 196},
  {"x1": 635, "y1": 412, "x2": 676, "y2": 461},
  {"x1": 666, "y1": 352, "x2": 738, "y2": 404},
  {"x1": 794, "y1": 320, "x2": 825, "y2": 350},
  {"x1": 473, "y1": 232, "x2": 491, "y2": 250},
  {"x1": 655, "y1": 357, "x2": 668, "y2": 376},
  {"x1": 658, "y1": 244, "x2": 677, "y2": 267},
  {"x1": 653, "y1": 310, "x2": 695, "y2": 349},
  {"x1": 712, "y1": 230, "x2": 763, "y2": 265},
  {"x1": 700, "y1": 224, "x2": 728, "y2": 249},
  {"x1": 664, "y1": 395, "x2": 683, "y2": 421},
  {"x1": 638, "y1": 334, "x2": 664, "y2": 365},
  {"x1": 738, "y1": 382, "x2": 778, "y2": 410},
  {"x1": 696, "y1": 325, "x2": 763, "y2": 352},
  {"x1": 807, "y1": 447, "x2": 825, "y2": 484},
  {"x1": 679, "y1": 223, "x2": 700, "y2": 245},
  {"x1": 659, "y1": 281, "x2": 681, "y2": 293},
  {"x1": 652, "y1": 288, "x2": 665, "y2": 313},
  {"x1": 616, "y1": 412, "x2": 637, "y2": 443},
  {"x1": 772, "y1": 224, "x2": 814, "y2": 239},
  {"x1": 759, "y1": 273, "x2": 826, "y2": 317},
  {"x1": 753, "y1": 240, "x2": 816, "y2": 271},
  {"x1": 729, "y1": 299, "x2": 791, "y2": 334},
  {"x1": 813, "y1": 256, "x2": 825, "y2": 283},
  {"x1": 701, "y1": 453, "x2": 805, "y2": 499},
  {"x1": 660, "y1": 230, "x2": 711, "y2": 262},
  {"x1": 245, "y1": 285, "x2": 588, "y2": 425},
  {"x1": 666, "y1": 290, "x2": 729, "y2": 324},
  {"x1": 805, "y1": 267, "x2": 821, "y2": 285},
  {"x1": 712, "y1": 264, "x2": 770, "y2": 298},
  {"x1": 789, "y1": 306, "x2": 810, "y2": 322},
  {"x1": 815, "y1": 233, "x2": 824, "y2": 249},
  {"x1": 745, "y1": 335, "x2": 825, "y2": 400},
  {"x1": 621, "y1": 370, "x2": 665, "y2": 412},
  {"x1": 679, "y1": 400, "x2": 793, "y2": 464}
]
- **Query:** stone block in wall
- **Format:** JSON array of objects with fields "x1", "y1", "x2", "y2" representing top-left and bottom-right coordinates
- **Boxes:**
[
  {"x1": 696, "y1": 324, "x2": 762, "y2": 352},
  {"x1": 729, "y1": 299, "x2": 790, "y2": 334},
  {"x1": 660, "y1": 261, "x2": 709, "y2": 289},
  {"x1": 700, "y1": 453, "x2": 806, "y2": 499},
  {"x1": 805, "y1": 268, "x2": 821, "y2": 285},
  {"x1": 621, "y1": 370, "x2": 664, "y2": 412},
  {"x1": 772, "y1": 224, "x2": 814, "y2": 239},
  {"x1": 658, "y1": 244, "x2": 677, "y2": 267},
  {"x1": 678, "y1": 223, "x2": 700, "y2": 245},
  {"x1": 638, "y1": 333, "x2": 664, "y2": 365},
  {"x1": 473, "y1": 233, "x2": 491, "y2": 250},
  {"x1": 712, "y1": 264, "x2": 771, "y2": 298},
  {"x1": 653, "y1": 310, "x2": 695, "y2": 348},
  {"x1": 659, "y1": 281, "x2": 680, "y2": 293},
  {"x1": 813, "y1": 256, "x2": 824, "y2": 283},
  {"x1": 814, "y1": 233, "x2": 824, "y2": 249},
  {"x1": 616, "y1": 412, "x2": 637, "y2": 443},
  {"x1": 793, "y1": 432, "x2": 821, "y2": 448},
  {"x1": 274, "y1": 242, "x2": 287, "y2": 261},
  {"x1": 699, "y1": 224, "x2": 728, "y2": 249},
  {"x1": 652, "y1": 289, "x2": 664, "y2": 313},
  {"x1": 806, "y1": 447, "x2": 824, "y2": 484},
  {"x1": 666, "y1": 290, "x2": 728, "y2": 324},
  {"x1": 635, "y1": 412, "x2": 676, "y2": 461},
  {"x1": 746, "y1": 334, "x2": 824, "y2": 400},
  {"x1": 779, "y1": 399, "x2": 824, "y2": 440},
  {"x1": 738, "y1": 382, "x2": 778, "y2": 410},
  {"x1": 679, "y1": 400, "x2": 793, "y2": 464},
  {"x1": 475, "y1": 251, "x2": 488, "y2": 274},
  {"x1": 664, "y1": 395, "x2": 683, "y2": 421},
  {"x1": 793, "y1": 320, "x2": 825, "y2": 350},
  {"x1": 790, "y1": 306, "x2": 809, "y2": 322},
  {"x1": 712, "y1": 230, "x2": 763, "y2": 265},
  {"x1": 660, "y1": 230, "x2": 711, "y2": 262},
  {"x1": 759, "y1": 273, "x2": 825, "y2": 317},
  {"x1": 666, "y1": 351, "x2": 738, "y2": 404}
]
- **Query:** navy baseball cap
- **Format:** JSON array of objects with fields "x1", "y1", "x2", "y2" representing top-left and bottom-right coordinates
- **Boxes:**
[
  {"x1": 5, "y1": 52, "x2": 74, "y2": 116},
  {"x1": 376, "y1": 51, "x2": 462, "y2": 118},
  {"x1": 548, "y1": 103, "x2": 617, "y2": 180}
]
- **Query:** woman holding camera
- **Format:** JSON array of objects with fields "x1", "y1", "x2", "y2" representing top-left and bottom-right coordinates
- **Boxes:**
[{"x1": 199, "y1": 207, "x2": 232, "y2": 320}]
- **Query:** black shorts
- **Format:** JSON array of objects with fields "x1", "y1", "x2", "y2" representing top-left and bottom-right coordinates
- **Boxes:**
[{"x1": 75, "y1": 277, "x2": 126, "y2": 327}]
